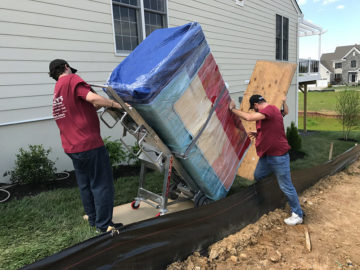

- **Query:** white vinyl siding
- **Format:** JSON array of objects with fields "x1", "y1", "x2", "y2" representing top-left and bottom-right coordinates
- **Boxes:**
[{"x1": 0, "y1": 0, "x2": 125, "y2": 125}]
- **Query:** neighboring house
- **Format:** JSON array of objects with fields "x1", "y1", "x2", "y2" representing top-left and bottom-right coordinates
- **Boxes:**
[
  {"x1": 320, "y1": 44, "x2": 360, "y2": 85},
  {"x1": 319, "y1": 62, "x2": 331, "y2": 86},
  {"x1": 0, "y1": 0, "x2": 302, "y2": 183}
]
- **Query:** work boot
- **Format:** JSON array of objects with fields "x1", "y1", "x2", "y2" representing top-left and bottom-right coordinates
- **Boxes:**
[{"x1": 284, "y1": 212, "x2": 303, "y2": 226}]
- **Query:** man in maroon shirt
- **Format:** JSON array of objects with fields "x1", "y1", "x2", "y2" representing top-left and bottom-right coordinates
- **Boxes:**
[
  {"x1": 229, "y1": 95, "x2": 303, "y2": 225},
  {"x1": 49, "y1": 59, "x2": 123, "y2": 233}
]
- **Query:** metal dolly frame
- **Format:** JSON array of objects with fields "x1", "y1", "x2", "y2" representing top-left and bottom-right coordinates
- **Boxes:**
[{"x1": 92, "y1": 85, "x2": 200, "y2": 215}]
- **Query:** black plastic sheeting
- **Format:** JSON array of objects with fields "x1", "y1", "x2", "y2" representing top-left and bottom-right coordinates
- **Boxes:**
[{"x1": 23, "y1": 145, "x2": 360, "y2": 270}]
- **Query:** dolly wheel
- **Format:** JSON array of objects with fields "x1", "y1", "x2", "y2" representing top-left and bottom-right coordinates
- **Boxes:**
[
  {"x1": 131, "y1": 201, "x2": 140, "y2": 209},
  {"x1": 194, "y1": 192, "x2": 214, "y2": 207},
  {"x1": 169, "y1": 183, "x2": 179, "y2": 200}
]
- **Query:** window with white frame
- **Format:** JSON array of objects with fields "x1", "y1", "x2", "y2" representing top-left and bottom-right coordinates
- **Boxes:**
[
  {"x1": 351, "y1": 60, "x2": 356, "y2": 68},
  {"x1": 112, "y1": 0, "x2": 167, "y2": 53},
  {"x1": 276, "y1": 14, "x2": 289, "y2": 61},
  {"x1": 335, "y1": 62, "x2": 342, "y2": 69}
]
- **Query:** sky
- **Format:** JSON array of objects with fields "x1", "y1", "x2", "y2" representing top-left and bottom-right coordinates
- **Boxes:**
[{"x1": 297, "y1": 0, "x2": 360, "y2": 59}]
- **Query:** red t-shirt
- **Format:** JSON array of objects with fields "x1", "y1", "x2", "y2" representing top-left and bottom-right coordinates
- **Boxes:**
[
  {"x1": 52, "y1": 74, "x2": 104, "y2": 153},
  {"x1": 255, "y1": 105, "x2": 290, "y2": 158}
]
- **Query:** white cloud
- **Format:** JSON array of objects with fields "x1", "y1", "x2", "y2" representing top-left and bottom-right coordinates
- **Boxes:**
[
  {"x1": 322, "y1": 0, "x2": 340, "y2": 5},
  {"x1": 298, "y1": 0, "x2": 307, "y2": 5},
  {"x1": 337, "y1": 4, "x2": 345, "y2": 9}
]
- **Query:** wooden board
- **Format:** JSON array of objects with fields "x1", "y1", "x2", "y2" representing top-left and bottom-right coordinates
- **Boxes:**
[{"x1": 237, "y1": 60, "x2": 297, "y2": 180}]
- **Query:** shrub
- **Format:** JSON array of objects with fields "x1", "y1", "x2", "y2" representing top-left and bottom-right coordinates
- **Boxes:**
[
  {"x1": 286, "y1": 122, "x2": 302, "y2": 151},
  {"x1": 335, "y1": 89, "x2": 360, "y2": 140},
  {"x1": 4, "y1": 145, "x2": 57, "y2": 185},
  {"x1": 127, "y1": 143, "x2": 140, "y2": 166},
  {"x1": 103, "y1": 136, "x2": 127, "y2": 167}
]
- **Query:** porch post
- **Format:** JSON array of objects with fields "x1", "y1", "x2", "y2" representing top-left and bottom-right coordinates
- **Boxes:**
[{"x1": 304, "y1": 84, "x2": 307, "y2": 133}]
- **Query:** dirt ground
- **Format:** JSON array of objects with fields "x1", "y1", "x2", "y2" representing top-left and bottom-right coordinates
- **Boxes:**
[{"x1": 168, "y1": 158, "x2": 360, "y2": 270}]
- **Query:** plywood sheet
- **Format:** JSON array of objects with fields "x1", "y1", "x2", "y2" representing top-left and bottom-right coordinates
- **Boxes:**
[{"x1": 237, "y1": 60, "x2": 297, "y2": 180}]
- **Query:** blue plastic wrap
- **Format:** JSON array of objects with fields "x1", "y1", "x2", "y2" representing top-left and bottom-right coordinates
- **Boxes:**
[
  {"x1": 107, "y1": 23, "x2": 209, "y2": 104},
  {"x1": 107, "y1": 22, "x2": 250, "y2": 200}
]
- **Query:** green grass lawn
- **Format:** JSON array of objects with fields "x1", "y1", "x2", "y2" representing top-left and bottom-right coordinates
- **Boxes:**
[
  {"x1": 290, "y1": 131, "x2": 358, "y2": 171},
  {"x1": 298, "y1": 91, "x2": 338, "y2": 112},
  {"x1": 0, "y1": 189, "x2": 95, "y2": 269},
  {"x1": 297, "y1": 116, "x2": 360, "y2": 132},
  {"x1": 1, "y1": 130, "x2": 359, "y2": 270},
  {"x1": 298, "y1": 85, "x2": 360, "y2": 112},
  {"x1": 0, "y1": 172, "x2": 164, "y2": 270}
]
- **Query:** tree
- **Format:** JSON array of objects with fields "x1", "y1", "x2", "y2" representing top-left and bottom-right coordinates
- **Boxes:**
[
  {"x1": 336, "y1": 89, "x2": 360, "y2": 141},
  {"x1": 286, "y1": 122, "x2": 302, "y2": 151}
]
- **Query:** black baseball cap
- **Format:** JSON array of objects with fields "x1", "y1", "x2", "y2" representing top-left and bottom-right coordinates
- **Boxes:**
[
  {"x1": 49, "y1": 59, "x2": 77, "y2": 75},
  {"x1": 249, "y1": 94, "x2": 266, "y2": 110}
]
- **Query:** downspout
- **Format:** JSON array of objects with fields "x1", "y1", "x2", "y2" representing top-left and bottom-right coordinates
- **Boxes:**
[{"x1": 296, "y1": 15, "x2": 304, "y2": 128}]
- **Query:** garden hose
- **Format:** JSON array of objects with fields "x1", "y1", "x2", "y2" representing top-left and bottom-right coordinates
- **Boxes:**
[
  {"x1": 55, "y1": 172, "x2": 70, "y2": 181},
  {"x1": 0, "y1": 188, "x2": 11, "y2": 203}
]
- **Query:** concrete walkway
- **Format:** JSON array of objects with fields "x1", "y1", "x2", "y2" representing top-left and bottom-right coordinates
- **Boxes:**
[{"x1": 112, "y1": 199, "x2": 194, "y2": 225}]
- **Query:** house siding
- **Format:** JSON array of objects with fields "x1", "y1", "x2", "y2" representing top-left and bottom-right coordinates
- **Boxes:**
[
  {"x1": 319, "y1": 64, "x2": 331, "y2": 83},
  {"x1": 0, "y1": 0, "x2": 300, "y2": 182},
  {"x1": 0, "y1": 0, "x2": 121, "y2": 125},
  {"x1": 0, "y1": 0, "x2": 128, "y2": 182}
]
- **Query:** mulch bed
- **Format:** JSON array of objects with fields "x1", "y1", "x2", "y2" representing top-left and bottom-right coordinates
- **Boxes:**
[
  {"x1": 289, "y1": 149, "x2": 306, "y2": 161},
  {"x1": 1, "y1": 150, "x2": 307, "y2": 203},
  {"x1": 0, "y1": 165, "x2": 141, "y2": 203}
]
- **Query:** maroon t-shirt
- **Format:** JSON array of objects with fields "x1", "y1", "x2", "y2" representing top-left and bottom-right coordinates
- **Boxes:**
[
  {"x1": 52, "y1": 74, "x2": 104, "y2": 153},
  {"x1": 255, "y1": 104, "x2": 290, "y2": 158}
]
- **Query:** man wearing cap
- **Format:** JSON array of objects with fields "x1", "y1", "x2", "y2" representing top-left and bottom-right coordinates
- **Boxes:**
[
  {"x1": 229, "y1": 95, "x2": 303, "y2": 225},
  {"x1": 49, "y1": 59, "x2": 123, "y2": 233}
]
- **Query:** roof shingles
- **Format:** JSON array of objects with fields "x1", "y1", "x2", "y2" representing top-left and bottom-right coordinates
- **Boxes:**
[{"x1": 320, "y1": 44, "x2": 360, "y2": 73}]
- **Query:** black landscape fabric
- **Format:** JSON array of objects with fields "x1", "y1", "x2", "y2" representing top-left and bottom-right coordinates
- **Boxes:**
[{"x1": 23, "y1": 145, "x2": 360, "y2": 270}]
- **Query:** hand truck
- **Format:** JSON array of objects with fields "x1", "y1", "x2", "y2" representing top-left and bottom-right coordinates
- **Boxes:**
[{"x1": 91, "y1": 85, "x2": 201, "y2": 216}]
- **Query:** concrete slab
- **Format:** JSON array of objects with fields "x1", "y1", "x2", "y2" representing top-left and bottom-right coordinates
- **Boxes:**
[{"x1": 112, "y1": 199, "x2": 194, "y2": 225}]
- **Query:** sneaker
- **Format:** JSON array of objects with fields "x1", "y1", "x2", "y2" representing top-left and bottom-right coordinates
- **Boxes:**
[
  {"x1": 111, "y1": 222, "x2": 124, "y2": 229},
  {"x1": 284, "y1": 212, "x2": 303, "y2": 226},
  {"x1": 96, "y1": 222, "x2": 123, "y2": 234}
]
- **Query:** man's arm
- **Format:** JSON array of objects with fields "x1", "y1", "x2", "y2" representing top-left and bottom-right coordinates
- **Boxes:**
[
  {"x1": 229, "y1": 100, "x2": 265, "y2": 121},
  {"x1": 281, "y1": 97, "x2": 289, "y2": 116},
  {"x1": 85, "y1": 91, "x2": 122, "y2": 109}
]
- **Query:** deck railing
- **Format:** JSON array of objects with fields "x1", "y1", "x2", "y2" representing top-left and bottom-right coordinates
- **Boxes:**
[{"x1": 299, "y1": 59, "x2": 319, "y2": 74}]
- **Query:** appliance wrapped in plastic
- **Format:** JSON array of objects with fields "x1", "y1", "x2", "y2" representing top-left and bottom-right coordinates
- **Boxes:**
[{"x1": 107, "y1": 22, "x2": 250, "y2": 201}]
